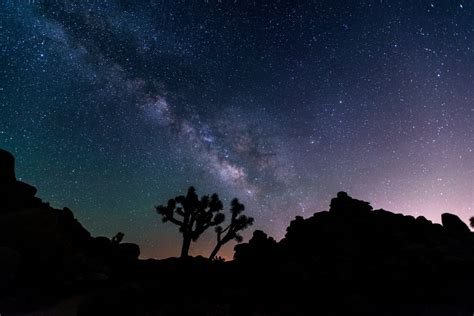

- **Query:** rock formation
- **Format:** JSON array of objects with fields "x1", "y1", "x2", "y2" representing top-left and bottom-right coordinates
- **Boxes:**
[
  {"x1": 234, "y1": 191, "x2": 474, "y2": 311},
  {"x1": 441, "y1": 212, "x2": 471, "y2": 234},
  {"x1": 0, "y1": 149, "x2": 43, "y2": 211},
  {"x1": 0, "y1": 149, "x2": 140, "y2": 311}
]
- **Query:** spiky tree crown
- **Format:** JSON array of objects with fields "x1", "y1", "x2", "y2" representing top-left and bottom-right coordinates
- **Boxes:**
[
  {"x1": 156, "y1": 186, "x2": 225, "y2": 241},
  {"x1": 215, "y1": 198, "x2": 254, "y2": 244}
]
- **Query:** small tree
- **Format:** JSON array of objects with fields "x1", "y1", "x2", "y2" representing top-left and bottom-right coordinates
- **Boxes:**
[
  {"x1": 156, "y1": 186, "x2": 225, "y2": 258},
  {"x1": 470, "y1": 217, "x2": 474, "y2": 229},
  {"x1": 111, "y1": 232, "x2": 124, "y2": 244},
  {"x1": 209, "y1": 198, "x2": 254, "y2": 260}
]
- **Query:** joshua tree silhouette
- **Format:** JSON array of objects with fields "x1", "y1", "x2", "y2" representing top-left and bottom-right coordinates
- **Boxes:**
[
  {"x1": 156, "y1": 186, "x2": 225, "y2": 258},
  {"x1": 112, "y1": 232, "x2": 125, "y2": 244},
  {"x1": 209, "y1": 198, "x2": 254, "y2": 260}
]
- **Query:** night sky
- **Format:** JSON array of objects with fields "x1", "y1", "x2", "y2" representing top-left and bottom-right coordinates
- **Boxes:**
[{"x1": 1, "y1": 1, "x2": 473, "y2": 259}]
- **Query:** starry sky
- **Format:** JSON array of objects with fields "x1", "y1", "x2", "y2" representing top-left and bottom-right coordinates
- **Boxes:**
[{"x1": 1, "y1": 0, "x2": 473, "y2": 259}]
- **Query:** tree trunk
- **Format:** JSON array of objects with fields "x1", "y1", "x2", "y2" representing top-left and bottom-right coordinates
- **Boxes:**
[
  {"x1": 181, "y1": 235, "x2": 191, "y2": 258},
  {"x1": 209, "y1": 242, "x2": 222, "y2": 260}
]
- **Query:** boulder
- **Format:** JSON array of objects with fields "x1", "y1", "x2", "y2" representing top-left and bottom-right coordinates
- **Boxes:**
[
  {"x1": 117, "y1": 243, "x2": 140, "y2": 259},
  {"x1": 329, "y1": 191, "x2": 373, "y2": 215},
  {"x1": 441, "y1": 213, "x2": 470, "y2": 234},
  {"x1": 234, "y1": 230, "x2": 277, "y2": 261},
  {"x1": 89, "y1": 236, "x2": 113, "y2": 256},
  {"x1": 0, "y1": 148, "x2": 16, "y2": 184},
  {"x1": 416, "y1": 216, "x2": 432, "y2": 226},
  {"x1": 0, "y1": 149, "x2": 43, "y2": 211}
]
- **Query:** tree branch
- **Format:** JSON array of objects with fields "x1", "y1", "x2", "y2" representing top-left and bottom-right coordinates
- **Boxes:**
[{"x1": 167, "y1": 216, "x2": 184, "y2": 226}]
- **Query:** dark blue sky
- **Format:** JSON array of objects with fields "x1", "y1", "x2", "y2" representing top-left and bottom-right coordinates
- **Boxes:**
[{"x1": 1, "y1": 0, "x2": 473, "y2": 259}]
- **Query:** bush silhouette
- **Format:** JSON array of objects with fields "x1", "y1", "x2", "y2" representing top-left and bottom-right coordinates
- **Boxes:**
[
  {"x1": 212, "y1": 256, "x2": 226, "y2": 262},
  {"x1": 155, "y1": 186, "x2": 225, "y2": 258},
  {"x1": 470, "y1": 216, "x2": 474, "y2": 229},
  {"x1": 209, "y1": 198, "x2": 254, "y2": 260}
]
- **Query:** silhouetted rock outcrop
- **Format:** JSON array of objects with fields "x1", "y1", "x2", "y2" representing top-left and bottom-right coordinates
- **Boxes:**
[
  {"x1": 0, "y1": 149, "x2": 92, "y2": 270},
  {"x1": 234, "y1": 192, "x2": 474, "y2": 314},
  {"x1": 329, "y1": 191, "x2": 373, "y2": 214},
  {"x1": 0, "y1": 149, "x2": 15, "y2": 182},
  {"x1": 234, "y1": 230, "x2": 277, "y2": 262},
  {"x1": 0, "y1": 149, "x2": 43, "y2": 211},
  {"x1": 0, "y1": 149, "x2": 140, "y2": 313},
  {"x1": 441, "y1": 212, "x2": 470, "y2": 234},
  {"x1": 117, "y1": 243, "x2": 140, "y2": 259}
]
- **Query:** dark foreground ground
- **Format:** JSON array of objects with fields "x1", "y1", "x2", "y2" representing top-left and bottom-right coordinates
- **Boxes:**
[
  {"x1": 1, "y1": 148, "x2": 474, "y2": 315},
  {"x1": 3, "y1": 254, "x2": 474, "y2": 316}
]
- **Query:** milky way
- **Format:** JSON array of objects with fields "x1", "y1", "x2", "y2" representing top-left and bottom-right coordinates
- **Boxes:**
[{"x1": 1, "y1": 1, "x2": 473, "y2": 259}]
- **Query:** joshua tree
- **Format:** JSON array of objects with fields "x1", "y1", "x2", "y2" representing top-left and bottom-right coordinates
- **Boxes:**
[
  {"x1": 156, "y1": 186, "x2": 225, "y2": 258},
  {"x1": 209, "y1": 198, "x2": 254, "y2": 260},
  {"x1": 112, "y1": 232, "x2": 124, "y2": 244}
]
